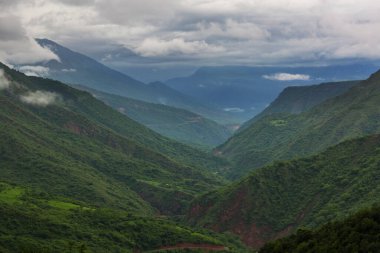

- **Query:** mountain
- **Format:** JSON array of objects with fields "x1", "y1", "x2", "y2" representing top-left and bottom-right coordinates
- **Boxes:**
[
  {"x1": 28, "y1": 39, "x2": 236, "y2": 124},
  {"x1": 240, "y1": 80, "x2": 359, "y2": 129},
  {"x1": 0, "y1": 63, "x2": 229, "y2": 215},
  {"x1": 260, "y1": 205, "x2": 380, "y2": 253},
  {"x1": 217, "y1": 69, "x2": 380, "y2": 178},
  {"x1": 188, "y1": 134, "x2": 380, "y2": 249},
  {"x1": 76, "y1": 85, "x2": 232, "y2": 148},
  {"x1": 166, "y1": 64, "x2": 379, "y2": 122}
]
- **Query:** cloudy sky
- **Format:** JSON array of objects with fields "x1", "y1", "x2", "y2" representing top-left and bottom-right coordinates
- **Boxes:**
[{"x1": 1, "y1": 0, "x2": 380, "y2": 71}]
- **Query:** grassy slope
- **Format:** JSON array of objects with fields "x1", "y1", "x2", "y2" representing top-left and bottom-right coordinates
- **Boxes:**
[
  {"x1": 260, "y1": 205, "x2": 380, "y2": 253},
  {"x1": 6, "y1": 63, "x2": 229, "y2": 172},
  {"x1": 0, "y1": 63, "x2": 226, "y2": 215},
  {"x1": 240, "y1": 80, "x2": 359, "y2": 130},
  {"x1": 189, "y1": 134, "x2": 380, "y2": 249},
  {"x1": 0, "y1": 183, "x2": 248, "y2": 253},
  {"x1": 77, "y1": 86, "x2": 232, "y2": 149},
  {"x1": 218, "y1": 70, "x2": 380, "y2": 178}
]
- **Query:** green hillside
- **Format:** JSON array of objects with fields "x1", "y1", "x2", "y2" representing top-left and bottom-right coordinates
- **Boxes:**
[
  {"x1": 0, "y1": 183, "x2": 248, "y2": 253},
  {"x1": 3, "y1": 62, "x2": 229, "y2": 171},
  {"x1": 260, "y1": 205, "x2": 380, "y2": 253},
  {"x1": 76, "y1": 86, "x2": 232, "y2": 149},
  {"x1": 240, "y1": 80, "x2": 359, "y2": 130},
  {"x1": 0, "y1": 63, "x2": 228, "y2": 215},
  {"x1": 218, "y1": 70, "x2": 380, "y2": 178},
  {"x1": 188, "y1": 134, "x2": 380, "y2": 249}
]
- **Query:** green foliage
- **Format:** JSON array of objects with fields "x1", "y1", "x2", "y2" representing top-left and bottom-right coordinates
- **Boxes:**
[
  {"x1": 0, "y1": 183, "x2": 248, "y2": 253},
  {"x1": 219, "y1": 72, "x2": 380, "y2": 178},
  {"x1": 0, "y1": 63, "x2": 228, "y2": 215},
  {"x1": 260, "y1": 205, "x2": 380, "y2": 253},
  {"x1": 269, "y1": 119, "x2": 287, "y2": 127},
  {"x1": 241, "y1": 80, "x2": 359, "y2": 129},
  {"x1": 189, "y1": 134, "x2": 380, "y2": 248},
  {"x1": 0, "y1": 183, "x2": 24, "y2": 204}
]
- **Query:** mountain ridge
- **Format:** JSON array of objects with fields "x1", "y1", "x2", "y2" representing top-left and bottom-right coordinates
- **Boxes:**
[
  {"x1": 76, "y1": 85, "x2": 232, "y2": 148},
  {"x1": 30, "y1": 39, "x2": 235, "y2": 124},
  {"x1": 240, "y1": 80, "x2": 359, "y2": 130},
  {"x1": 189, "y1": 133, "x2": 380, "y2": 249},
  {"x1": 217, "y1": 68, "x2": 380, "y2": 178},
  {"x1": 0, "y1": 62, "x2": 227, "y2": 215}
]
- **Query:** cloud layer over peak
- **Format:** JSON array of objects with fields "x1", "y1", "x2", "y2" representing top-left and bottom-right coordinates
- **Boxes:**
[
  {"x1": 1, "y1": 0, "x2": 380, "y2": 67},
  {"x1": 0, "y1": 15, "x2": 59, "y2": 65}
]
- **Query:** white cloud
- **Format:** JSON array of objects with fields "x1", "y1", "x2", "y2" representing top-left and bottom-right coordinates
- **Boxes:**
[
  {"x1": 0, "y1": 15, "x2": 59, "y2": 65},
  {"x1": 3, "y1": 0, "x2": 380, "y2": 66},
  {"x1": 18, "y1": 65, "x2": 50, "y2": 77},
  {"x1": 0, "y1": 69, "x2": 10, "y2": 90},
  {"x1": 20, "y1": 90, "x2": 60, "y2": 106},
  {"x1": 134, "y1": 37, "x2": 224, "y2": 57},
  {"x1": 263, "y1": 73, "x2": 311, "y2": 81},
  {"x1": 61, "y1": 68, "x2": 76, "y2": 72},
  {"x1": 224, "y1": 107, "x2": 245, "y2": 113}
]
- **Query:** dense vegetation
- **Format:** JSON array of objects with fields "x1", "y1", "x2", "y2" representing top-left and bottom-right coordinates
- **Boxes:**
[
  {"x1": 241, "y1": 80, "x2": 359, "y2": 129},
  {"x1": 189, "y1": 134, "x2": 380, "y2": 249},
  {"x1": 0, "y1": 183, "x2": 248, "y2": 253},
  {"x1": 218, "y1": 69, "x2": 380, "y2": 178},
  {"x1": 0, "y1": 62, "x2": 253, "y2": 252},
  {"x1": 0, "y1": 63, "x2": 228, "y2": 215},
  {"x1": 76, "y1": 86, "x2": 232, "y2": 149},
  {"x1": 260, "y1": 205, "x2": 380, "y2": 253},
  {"x1": 4, "y1": 55, "x2": 380, "y2": 253}
]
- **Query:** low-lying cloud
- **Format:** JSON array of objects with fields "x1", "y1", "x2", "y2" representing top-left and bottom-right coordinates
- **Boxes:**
[
  {"x1": 20, "y1": 90, "x2": 60, "y2": 106},
  {"x1": 0, "y1": 69, "x2": 10, "y2": 90},
  {"x1": 224, "y1": 107, "x2": 245, "y2": 113},
  {"x1": 263, "y1": 73, "x2": 311, "y2": 81},
  {"x1": 18, "y1": 66, "x2": 50, "y2": 77}
]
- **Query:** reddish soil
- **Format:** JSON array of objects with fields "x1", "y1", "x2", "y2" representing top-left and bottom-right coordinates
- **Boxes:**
[
  {"x1": 219, "y1": 189, "x2": 247, "y2": 223},
  {"x1": 64, "y1": 121, "x2": 82, "y2": 134},
  {"x1": 158, "y1": 243, "x2": 227, "y2": 251}
]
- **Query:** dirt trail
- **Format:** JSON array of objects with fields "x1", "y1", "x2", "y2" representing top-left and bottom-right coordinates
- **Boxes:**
[{"x1": 156, "y1": 243, "x2": 228, "y2": 251}]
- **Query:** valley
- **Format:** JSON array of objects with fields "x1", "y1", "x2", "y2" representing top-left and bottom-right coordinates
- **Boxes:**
[
  {"x1": 1, "y1": 2, "x2": 380, "y2": 251},
  {"x1": 2, "y1": 59, "x2": 380, "y2": 252}
]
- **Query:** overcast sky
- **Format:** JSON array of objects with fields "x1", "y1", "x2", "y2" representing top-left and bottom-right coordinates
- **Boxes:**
[{"x1": 1, "y1": 0, "x2": 380, "y2": 68}]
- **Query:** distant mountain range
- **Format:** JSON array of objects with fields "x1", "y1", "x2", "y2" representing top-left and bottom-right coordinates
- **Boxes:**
[
  {"x1": 22, "y1": 39, "x2": 239, "y2": 124},
  {"x1": 166, "y1": 64, "x2": 379, "y2": 121},
  {"x1": 76, "y1": 85, "x2": 232, "y2": 148},
  {"x1": 217, "y1": 68, "x2": 380, "y2": 178}
]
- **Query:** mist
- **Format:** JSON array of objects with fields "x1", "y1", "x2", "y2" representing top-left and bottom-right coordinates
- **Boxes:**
[
  {"x1": 0, "y1": 69, "x2": 10, "y2": 90},
  {"x1": 20, "y1": 90, "x2": 60, "y2": 106}
]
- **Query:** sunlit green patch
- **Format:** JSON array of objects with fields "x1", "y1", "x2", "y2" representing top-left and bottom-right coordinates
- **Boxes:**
[
  {"x1": 270, "y1": 119, "x2": 287, "y2": 127},
  {"x1": 0, "y1": 183, "x2": 24, "y2": 204},
  {"x1": 47, "y1": 200, "x2": 81, "y2": 210}
]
